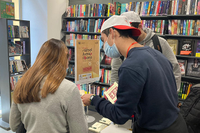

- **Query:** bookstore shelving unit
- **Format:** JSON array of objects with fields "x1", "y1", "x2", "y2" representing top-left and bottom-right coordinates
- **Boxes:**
[
  {"x1": 0, "y1": 19, "x2": 31, "y2": 129},
  {"x1": 64, "y1": 0, "x2": 200, "y2": 102}
]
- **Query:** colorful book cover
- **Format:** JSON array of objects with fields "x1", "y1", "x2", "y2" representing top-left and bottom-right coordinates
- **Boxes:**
[
  {"x1": 180, "y1": 39, "x2": 194, "y2": 55},
  {"x1": 183, "y1": 20, "x2": 186, "y2": 35},
  {"x1": 131, "y1": 2, "x2": 134, "y2": 11},
  {"x1": 156, "y1": 1, "x2": 161, "y2": 16},
  {"x1": 153, "y1": 1, "x2": 158, "y2": 16},
  {"x1": 150, "y1": 20, "x2": 153, "y2": 29},
  {"x1": 147, "y1": 1, "x2": 152, "y2": 16},
  {"x1": 155, "y1": 20, "x2": 158, "y2": 32},
  {"x1": 174, "y1": 20, "x2": 178, "y2": 35},
  {"x1": 157, "y1": 20, "x2": 161, "y2": 33},
  {"x1": 121, "y1": 3, "x2": 126, "y2": 14},
  {"x1": 162, "y1": 1, "x2": 167, "y2": 15},
  {"x1": 145, "y1": 2, "x2": 149, "y2": 15},
  {"x1": 186, "y1": 0, "x2": 191, "y2": 14},
  {"x1": 167, "y1": 39, "x2": 179, "y2": 55},
  {"x1": 160, "y1": 20, "x2": 163, "y2": 34},
  {"x1": 126, "y1": 3, "x2": 129, "y2": 12},
  {"x1": 152, "y1": 20, "x2": 156, "y2": 32},
  {"x1": 150, "y1": 1, "x2": 155, "y2": 16},
  {"x1": 194, "y1": 0, "x2": 198, "y2": 14},
  {"x1": 192, "y1": 20, "x2": 195, "y2": 35},
  {"x1": 189, "y1": 20, "x2": 193, "y2": 35},
  {"x1": 198, "y1": 0, "x2": 200, "y2": 14},
  {"x1": 171, "y1": 0, "x2": 174, "y2": 15},
  {"x1": 195, "y1": 40, "x2": 200, "y2": 57},
  {"x1": 171, "y1": 20, "x2": 174, "y2": 34},
  {"x1": 142, "y1": 2, "x2": 146, "y2": 16},
  {"x1": 173, "y1": 0, "x2": 176, "y2": 15},
  {"x1": 0, "y1": 1, "x2": 15, "y2": 19},
  {"x1": 110, "y1": 3, "x2": 114, "y2": 16},
  {"x1": 177, "y1": 20, "x2": 180, "y2": 35},
  {"x1": 137, "y1": 2, "x2": 141, "y2": 15},
  {"x1": 180, "y1": 20, "x2": 183, "y2": 34},
  {"x1": 166, "y1": 0, "x2": 171, "y2": 15},
  {"x1": 159, "y1": 1, "x2": 163, "y2": 15},
  {"x1": 176, "y1": 0, "x2": 179, "y2": 15},
  {"x1": 129, "y1": 2, "x2": 132, "y2": 11},
  {"x1": 107, "y1": 3, "x2": 110, "y2": 17},
  {"x1": 162, "y1": 20, "x2": 165, "y2": 35},
  {"x1": 185, "y1": 20, "x2": 189, "y2": 35},
  {"x1": 116, "y1": 2, "x2": 121, "y2": 15}
]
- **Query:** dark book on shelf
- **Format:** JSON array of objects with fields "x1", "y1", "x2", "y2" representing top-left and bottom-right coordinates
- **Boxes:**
[
  {"x1": 179, "y1": 39, "x2": 194, "y2": 56},
  {"x1": 181, "y1": 0, "x2": 187, "y2": 15},
  {"x1": 186, "y1": 58, "x2": 200, "y2": 77}
]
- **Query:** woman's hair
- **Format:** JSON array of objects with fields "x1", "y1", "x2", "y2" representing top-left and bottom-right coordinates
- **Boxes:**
[{"x1": 13, "y1": 39, "x2": 69, "y2": 104}]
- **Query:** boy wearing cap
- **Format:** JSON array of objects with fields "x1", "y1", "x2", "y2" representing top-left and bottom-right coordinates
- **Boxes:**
[
  {"x1": 111, "y1": 11, "x2": 181, "y2": 92},
  {"x1": 81, "y1": 15, "x2": 188, "y2": 133}
]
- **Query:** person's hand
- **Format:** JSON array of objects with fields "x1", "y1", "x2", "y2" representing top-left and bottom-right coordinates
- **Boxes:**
[{"x1": 81, "y1": 94, "x2": 94, "y2": 106}]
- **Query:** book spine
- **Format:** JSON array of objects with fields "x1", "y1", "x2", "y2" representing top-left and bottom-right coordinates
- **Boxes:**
[
  {"x1": 192, "y1": 20, "x2": 195, "y2": 35},
  {"x1": 194, "y1": 0, "x2": 198, "y2": 14},
  {"x1": 186, "y1": 20, "x2": 189, "y2": 35},
  {"x1": 190, "y1": 20, "x2": 193, "y2": 35},
  {"x1": 166, "y1": 0, "x2": 170, "y2": 15},
  {"x1": 187, "y1": 0, "x2": 191, "y2": 14},
  {"x1": 147, "y1": 1, "x2": 152, "y2": 16},
  {"x1": 149, "y1": 1, "x2": 154, "y2": 16},
  {"x1": 177, "y1": 20, "x2": 180, "y2": 35},
  {"x1": 107, "y1": 3, "x2": 110, "y2": 17},
  {"x1": 173, "y1": 0, "x2": 177, "y2": 15},
  {"x1": 156, "y1": 1, "x2": 161, "y2": 16},
  {"x1": 183, "y1": 20, "x2": 186, "y2": 35},
  {"x1": 176, "y1": 0, "x2": 179, "y2": 15},
  {"x1": 174, "y1": 20, "x2": 178, "y2": 34},
  {"x1": 198, "y1": 0, "x2": 200, "y2": 14},
  {"x1": 171, "y1": 0, "x2": 174, "y2": 15}
]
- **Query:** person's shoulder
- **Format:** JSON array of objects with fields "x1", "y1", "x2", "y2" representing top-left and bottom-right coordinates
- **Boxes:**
[
  {"x1": 157, "y1": 36, "x2": 168, "y2": 44},
  {"x1": 58, "y1": 79, "x2": 78, "y2": 93}
]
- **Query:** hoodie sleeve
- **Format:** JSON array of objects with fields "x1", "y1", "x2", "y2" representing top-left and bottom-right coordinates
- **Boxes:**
[
  {"x1": 159, "y1": 38, "x2": 181, "y2": 92},
  {"x1": 110, "y1": 57, "x2": 123, "y2": 85}
]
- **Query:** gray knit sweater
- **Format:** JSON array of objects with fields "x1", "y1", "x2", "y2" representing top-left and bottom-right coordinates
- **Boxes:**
[
  {"x1": 9, "y1": 79, "x2": 88, "y2": 133},
  {"x1": 111, "y1": 28, "x2": 181, "y2": 91}
]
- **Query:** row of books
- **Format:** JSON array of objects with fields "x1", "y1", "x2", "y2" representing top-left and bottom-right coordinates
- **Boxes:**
[
  {"x1": 8, "y1": 25, "x2": 29, "y2": 38},
  {"x1": 9, "y1": 41, "x2": 26, "y2": 56},
  {"x1": 10, "y1": 60, "x2": 28, "y2": 74},
  {"x1": 168, "y1": 20, "x2": 200, "y2": 35},
  {"x1": 64, "y1": 34, "x2": 103, "y2": 48},
  {"x1": 77, "y1": 84, "x2": 109, "y2": 98},
  {"x1": 178, "y1": 82, "x2": 193, "y2": 99},
  {"x1": 167, "y1": 39, "x2": 200, "y2": 56},
  {"x1": 64, "y1": 19, "x2": 105, "y2": 33},
  {"x1": 142, "y1": 20, "x2": 166, "y2": 35},
  {"x1": 100, "y1": 69, "x2": 111, "y2": 84},
  {"x1": 10, "y1": 75, "x2": 22, "y2": 91},
  {"x1": 178, "y1": 58, "x2": 200, "y2": 77},
  {"x1": 65, "y1": 0, "x2": 200, "y2": 18}
]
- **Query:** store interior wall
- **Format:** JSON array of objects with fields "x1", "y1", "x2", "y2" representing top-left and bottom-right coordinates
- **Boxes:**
[{"x1": 47, "y1": 0, "x2": 68, "y2": 40}]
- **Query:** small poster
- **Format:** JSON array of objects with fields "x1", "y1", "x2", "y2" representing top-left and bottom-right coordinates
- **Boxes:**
[
  {"x1": 75, "y1": 39, "x2": 100, "y2": 84},
  {"x1": 0, "y1": 1, "x2": 15, "y2": 19}
]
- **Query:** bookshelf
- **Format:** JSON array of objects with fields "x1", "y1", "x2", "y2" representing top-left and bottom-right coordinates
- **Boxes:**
[
  {"x1": 62, "y1": 31, "x2": 101, "y2": 35},
  {"x1": 64, "y1": 0, "x2": 200, "y2": 104},
  {"x1": 0, "y1": 19, "x2": 31, "y2": 129}
]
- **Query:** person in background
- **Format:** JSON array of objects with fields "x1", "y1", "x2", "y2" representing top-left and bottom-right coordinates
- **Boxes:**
[
  {"x1": 9, "y1": 39, "x2": 88, "y2": 133},
  {"x1": 81, "y1": 15, "x2": 188, "y2": 133},
  {"x1": 111, "y1": 11, "x2": 181, "y2": 92}
]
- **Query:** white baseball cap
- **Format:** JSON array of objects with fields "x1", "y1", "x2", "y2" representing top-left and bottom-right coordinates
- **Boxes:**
[
  {"x1": 101, "y1": 15, "x2": 141, "y2": 36},
  {"x1": 121, "y1": 11, "x2": 141, "y2": 23}
]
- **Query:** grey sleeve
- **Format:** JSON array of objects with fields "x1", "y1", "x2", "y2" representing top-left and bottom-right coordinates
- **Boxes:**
[
  {"x1": 161, "y1": 39, "x2": 181, "y2": 92},
  {"x1": 9, "y1": 102, "x2": 21, "y2": 132},
  {"x1": 66, "y1": 86, "x2": 88, "y2": 133},
  {"x1": 110, "y1": 57, "x2": 123, "y2": 85}
]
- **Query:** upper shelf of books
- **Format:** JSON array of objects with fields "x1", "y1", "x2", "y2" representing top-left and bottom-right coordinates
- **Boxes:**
[{"x1": 64, "y1": 1, "x2": 200, "y2": 19}]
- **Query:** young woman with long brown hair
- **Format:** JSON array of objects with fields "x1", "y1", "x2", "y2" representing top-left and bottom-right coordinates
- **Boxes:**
[{"x1": 9, "y1": 39, "x2": 88, "y2": 133}]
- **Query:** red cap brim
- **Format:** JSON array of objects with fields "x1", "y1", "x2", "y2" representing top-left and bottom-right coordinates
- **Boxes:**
[{"x1": 113, "y1": 25, "x2": 141, "y2": 36}]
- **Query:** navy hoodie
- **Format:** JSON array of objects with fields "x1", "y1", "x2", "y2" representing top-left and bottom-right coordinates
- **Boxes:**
[{"x1": 91, "y1": 46, "x2": 179, "y2": 131}]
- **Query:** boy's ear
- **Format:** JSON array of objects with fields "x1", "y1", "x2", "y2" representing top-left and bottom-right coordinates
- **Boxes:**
[{"x1": 138, "y1": 23, "x2": 143, "y2": 29}]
